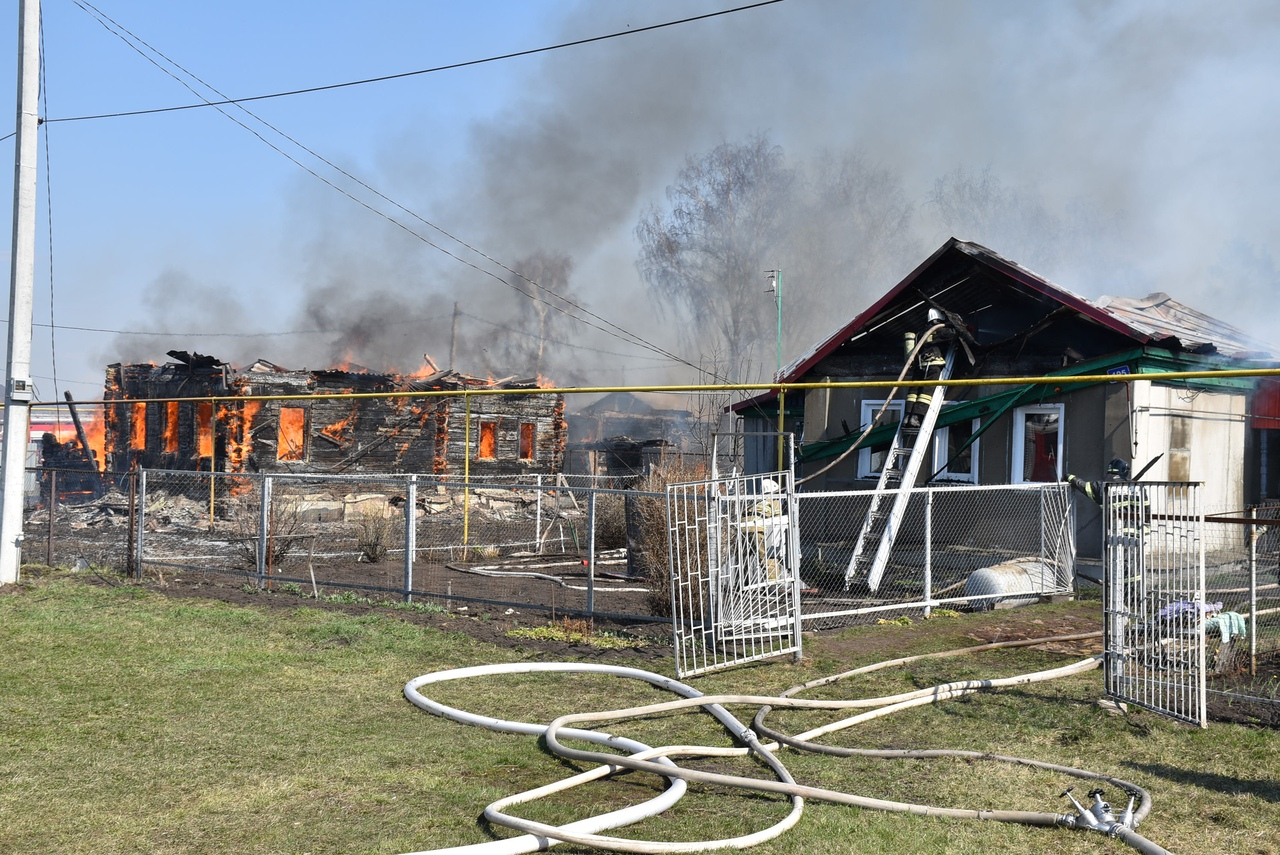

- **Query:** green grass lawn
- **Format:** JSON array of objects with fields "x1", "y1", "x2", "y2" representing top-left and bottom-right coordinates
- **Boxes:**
[{"x1": 2, "y1": 573, "x2": 1277, "y2": 855}]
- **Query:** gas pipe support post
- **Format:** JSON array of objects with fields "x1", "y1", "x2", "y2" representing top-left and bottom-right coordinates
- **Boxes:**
[
  {"x1": 403, "y1": 475, "x2": 417, "y2": 602},
  {"x1": 0, "y1": 0, "x2": 42, "y2": 584}
]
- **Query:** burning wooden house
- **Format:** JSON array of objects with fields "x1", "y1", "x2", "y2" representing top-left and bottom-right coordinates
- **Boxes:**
[{"x1": 102, "y1": 351, "x2": 566, "y2": 476}]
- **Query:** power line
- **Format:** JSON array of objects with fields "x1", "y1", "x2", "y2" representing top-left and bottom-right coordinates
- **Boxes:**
[
  {"x1": 44, "y1": 2, "x2": 786, "y2": 125},
  {"x1": 457, "y1": 310, "x2": 675, "y2": 361},
  {"x1": 66, "y1": 0, "x2": 719, "y2": 378}
]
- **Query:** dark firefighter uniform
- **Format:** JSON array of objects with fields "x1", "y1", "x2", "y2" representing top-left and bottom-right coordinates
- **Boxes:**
[{"x1": 903, "y1": 315, "x2": 955, "y2": 431}]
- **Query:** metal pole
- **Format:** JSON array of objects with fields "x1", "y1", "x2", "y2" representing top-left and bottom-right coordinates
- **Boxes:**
[
  {"x1": 924, "y1": 488, "x2": 933, "y2": 617},
  {"x1": 256, "y1": 474, "x2": 270, "y2": 589},
  {"x1": 135, "y1": 469, "x2": 147, "y2": 579},
  {"x1": 586, "y1": 489, "x2": 596, "y2": 615},
  {"x1": 535, "y1": 473, "x2": 543, "y2": 555},
  {"x1": 404, "y1": 475, "x2": 416, "y2": 602},
  {"x1": 0, "y1": 0, "x2": 42, "y2": 584},
  {"x1": 45, "y1": 469, "x2": 53, "y2": 566},
  {"x1": 463, "y1": 393, "x2": 471, "y2": 558},
  {"x1": 1250, "y1": 508, "x2": 1258, "y2": 676}
]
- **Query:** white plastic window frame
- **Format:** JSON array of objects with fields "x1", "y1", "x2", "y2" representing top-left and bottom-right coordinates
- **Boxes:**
[
  {"x1": 1011, "y1": 403, "x2": 1065, "y2": 483},
  {"x1": 931, "y1": 413, "x2": 980, "y2": 484},
  {"x1": 857, "y1": 399, "x2": 904, "y2": 479}
]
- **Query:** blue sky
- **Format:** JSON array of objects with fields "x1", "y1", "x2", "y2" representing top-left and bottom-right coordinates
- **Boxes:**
[{"x1": 3, "y1": 0, "x2": 1280, "y2": 398}]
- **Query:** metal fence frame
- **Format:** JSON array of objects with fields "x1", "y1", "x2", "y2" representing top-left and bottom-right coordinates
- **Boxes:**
[
  {"x1": 793, "y1": 481, "x2": 1076, "y2": 626},
  {"x1": 1102, "y1": 482, "x2": 1207, "y2": 728},
  {"x1": 125, "y1": 468, "x2": 664, "y2": 622},
  {"x1": 667, "y1": 470, "x2": 802, "y2": 678}
]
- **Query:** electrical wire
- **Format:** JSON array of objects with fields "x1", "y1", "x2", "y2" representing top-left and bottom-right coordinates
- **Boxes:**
[
  {"x1": 46, "y1": 2, "x2": 787, "y2": 125},
  {"x1": 65, "y1": 1, "x2": 727, "y2": 381},
  {"x1": 39, "y1": 17, "x2": 62, "y2": 429}
]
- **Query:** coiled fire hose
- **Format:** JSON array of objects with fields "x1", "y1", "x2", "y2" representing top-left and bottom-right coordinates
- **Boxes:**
[{"x1": 402, "y1": 633, "x2": 1174, "y2": 855}]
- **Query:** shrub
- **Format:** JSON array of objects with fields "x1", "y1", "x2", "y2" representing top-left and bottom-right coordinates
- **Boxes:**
[
  {"x1": 629, "y1": 456, "x2": 709, "y2": 617},
  {"x1": 352, "y1": 507, "x2": 402, "y2": 563}
]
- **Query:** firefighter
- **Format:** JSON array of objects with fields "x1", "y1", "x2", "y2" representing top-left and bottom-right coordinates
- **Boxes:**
[
  {"x1": 903, "y1": 310, "x2": 955, "y2": 431},
  {"x1": 1066, "y1": 458, "x2": 1130, "y2": 506}
]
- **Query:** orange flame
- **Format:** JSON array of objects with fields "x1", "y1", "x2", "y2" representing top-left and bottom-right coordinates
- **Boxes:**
[{"x1": 218, "y1": 400, "x2": 261, "y2": 470}]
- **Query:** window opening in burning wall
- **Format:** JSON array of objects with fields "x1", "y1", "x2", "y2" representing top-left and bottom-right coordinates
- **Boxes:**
[
  {"x1": 278, "y1": 407, "x2": 307, "y2": 461},
  {"x1": 164, "y1": 401, "x2": 180, "y2": 454},
  {"x1": 478, "y1": 421, "x2": 497, "y2": 460},
  {"x1": 197, "y1": 402, "x2": 214, "y2": 460},
  {"x1": 130, "y1": 402, "x2": 147, "y2": 451},
  {"x1": 519, "y1": 422, "x2": 535, "y2": 460}
]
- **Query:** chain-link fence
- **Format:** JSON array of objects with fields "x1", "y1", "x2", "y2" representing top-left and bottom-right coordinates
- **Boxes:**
[
  {"x1": 1201, "y1": 503, "x2": 1280, "y2": 714},
  {"x1": 793, "y1": 482, "x2": 1075, "y2": 626},
  {"x1": 126, "y1": 469, "x2": 664, "y2": 621},
  {"x1": 21, "y1": 467, "x2": 137, "y2": 573}
]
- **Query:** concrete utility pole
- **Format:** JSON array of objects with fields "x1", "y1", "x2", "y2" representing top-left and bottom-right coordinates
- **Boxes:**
[{"x1": 0, "y1": 0, "x2": 42, "y2": 584}]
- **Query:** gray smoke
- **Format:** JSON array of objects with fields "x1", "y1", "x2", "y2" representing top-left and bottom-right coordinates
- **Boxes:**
[{"x1": 115, "y1": 0, "x2": 1280, "y2": 380}]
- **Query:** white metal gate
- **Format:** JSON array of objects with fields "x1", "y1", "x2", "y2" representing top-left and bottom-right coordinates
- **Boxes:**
[
  {"x1": 668, "y1": 471, "x2": 802, "y2": 678},
  {"x1": 1103, "y1": 482, "x2": 1207, "y2": 727}
]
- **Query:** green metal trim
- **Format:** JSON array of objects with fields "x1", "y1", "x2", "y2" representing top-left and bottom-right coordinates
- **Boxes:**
[{"x1": 799, "y1": 348, "x2": 1141, "y2": 464}]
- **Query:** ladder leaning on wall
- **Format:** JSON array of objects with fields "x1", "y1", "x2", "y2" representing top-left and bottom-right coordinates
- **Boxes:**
[{"x1": 844, "y1": 341, "x2": 957, "y2": 592}]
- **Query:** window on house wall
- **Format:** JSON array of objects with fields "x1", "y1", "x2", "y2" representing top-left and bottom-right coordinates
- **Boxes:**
[
  {"x1": 130, "y1": 402, "x2": 147, "y2": 451},
  {"x1": 519, "y1": 422, "x2": 536, "y2": 460},
  {"x1": 1012, "y1": 404, "x2": 1064, "y2": 483},
  {"x1": 197, "y1": 402, "x2": 214, "y2": 460},
  {"x1": 164, "y1": 401, "x2": 181, "y2": 454},
  {"x1": 857, "y1": 400, "x2": 904, "y2": 479},
  {"x1": 932, "y1": 413, "x2": 979, "y2": 483},
  {"x1": 277, "y1": 407, "x2": 307, "y2": 461},
  {"x1": 477, "y1": 421, "x2": 497, "y2": 460}
]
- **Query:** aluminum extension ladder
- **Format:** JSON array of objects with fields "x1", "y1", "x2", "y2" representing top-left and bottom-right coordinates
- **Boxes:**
[{"x1": 844, "y1": 343, "x2": 956, "y2": 592}]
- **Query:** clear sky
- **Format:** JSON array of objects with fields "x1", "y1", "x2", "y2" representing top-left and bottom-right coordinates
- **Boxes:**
[{"x1": 2, "y1": 0, "x2": 1279, "y2": 400}]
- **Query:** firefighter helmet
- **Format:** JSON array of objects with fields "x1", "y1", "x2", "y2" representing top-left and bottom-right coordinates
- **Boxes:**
[{"x1": 1106, "y1": 458, "x2": 1130, "y2": 480}]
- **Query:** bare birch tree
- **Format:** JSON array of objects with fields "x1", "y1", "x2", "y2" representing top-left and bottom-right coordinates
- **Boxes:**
[{"x1": 635, "y1": 135, "x2": 795, "y2": 382}]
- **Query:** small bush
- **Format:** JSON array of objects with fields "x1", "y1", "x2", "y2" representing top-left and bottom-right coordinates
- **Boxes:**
[
  {"x1": 593, "y1": 494, "x2": 628, "y2": 550},
  {"x1": 629, "y1": 456, "x2": 709, "y2": 617},
  {"x1": 352, "y1": 507, "x2": 402, "y2": 563}
]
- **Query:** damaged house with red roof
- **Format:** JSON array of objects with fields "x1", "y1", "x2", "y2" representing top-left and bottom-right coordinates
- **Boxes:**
[
  {"x1": 101, "y1": 351, "x2": 566, "y2": 477},
  {"x1": 733, "y1": 238, "x2": 1280, "y2": 562}
]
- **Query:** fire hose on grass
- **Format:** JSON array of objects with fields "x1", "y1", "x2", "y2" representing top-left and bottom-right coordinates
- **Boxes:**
[{"x1": 402, "y1": 633, "x2": 1174, "y2": 855}]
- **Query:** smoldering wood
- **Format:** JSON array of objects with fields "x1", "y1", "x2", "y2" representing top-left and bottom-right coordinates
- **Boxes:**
[{"x1": 101, "y1": 356, "x2": 566, "y2": 478}]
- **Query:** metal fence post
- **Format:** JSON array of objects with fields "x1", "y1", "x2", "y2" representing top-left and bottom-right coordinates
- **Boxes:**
[
  {"x1": 135, "y1": 469, "x2": 148, "y2": 579},
  {"x1": 1250, "y1": 507, "x2": 1258, "y2": 676},
  {"x1": 535, "y1": 473, "x2": 543, "y2": 555},
  {"x1": 586, "y1": 488, "x2": 596, "y2": 616},
  {"x1": 924, "y1": 488, "x2": 933, "y2": 617},
  {"x1": 404, "y1": 475, "x2": 416, "y2": 602},
  {"x1": 256, "y1": 474, "x2": 271, "y2": 589},
  {"x1": 45, "y1": 469, "x2": 55, "y2": 566}
]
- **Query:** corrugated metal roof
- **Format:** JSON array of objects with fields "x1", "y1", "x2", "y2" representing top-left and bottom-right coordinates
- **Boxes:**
[
  {"x1": 777, "y1": 237, "x2": 1277, "y2": 383},
  {"x1": 1094, "y1": 292, "x2": 1276, "y2": 359}
]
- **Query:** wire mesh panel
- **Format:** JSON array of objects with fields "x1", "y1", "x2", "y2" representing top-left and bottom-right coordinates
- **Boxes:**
[
  {"x1": 21, "y1": 467, "x2": 136, "y2": 573},
  {"x1": 668, "y1": 471, "x2": 801, "y2": 678},
  {"x1": 1103, "y1": 482, "x2": 1206, "y2": 728},
  {"x1": 1200, "y1": 504, "x2": 1280, "y2": 717},
  {"x1": 128, "y1": 469, "x2": 659, "y2": 620},
  {"x1": 795, "y1": 482, "x2": 1075, "y2": 626}
]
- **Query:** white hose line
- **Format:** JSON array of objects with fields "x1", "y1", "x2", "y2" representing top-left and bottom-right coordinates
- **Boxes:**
[
  {"x1": 403, "y1": 663, "x2": 802, "y2": 854},
  {"x1": 540, "y1": 663, "x2": 1104, "y2": 825},
  {"x1": 405, "y1": 642, "x2": 1172, "y2": 854}
]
